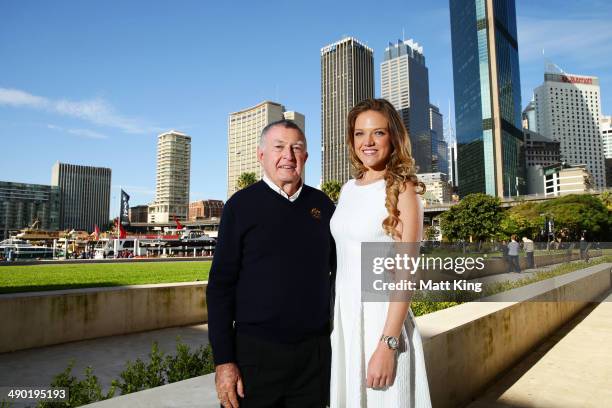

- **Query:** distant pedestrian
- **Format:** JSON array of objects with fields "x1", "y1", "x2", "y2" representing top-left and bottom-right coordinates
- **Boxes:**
[
  {"x1": 580, "y1": 236, "x2": 589, "y2": 262},
  {"x1": 522, "y1": 237, "x2": 535, "y2": 269},
  {"x1": 508, "y1": 235, "x2": 521, "y2": 273},
  {"x1": 500, "y1": 240, "x2": 510, "y2": 272}
]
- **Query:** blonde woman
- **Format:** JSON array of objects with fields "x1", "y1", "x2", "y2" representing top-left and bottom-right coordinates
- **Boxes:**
[{"x1": 330, "y1": 98, "x2": 431, "y2": 407}]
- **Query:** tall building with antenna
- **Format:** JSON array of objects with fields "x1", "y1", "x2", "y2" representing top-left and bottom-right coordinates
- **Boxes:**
[
  {"x1": 321, "y1": 37, "x2": 374, "y2": 183},
  {"x1": 381, "y1": 39, "x2": 432, "y2": 173},
  {"x1": 449, "y1": 0, "x2": 524, "y2": 197}
]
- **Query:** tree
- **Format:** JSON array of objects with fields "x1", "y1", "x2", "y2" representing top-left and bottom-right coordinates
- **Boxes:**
[
  {"x1": 500, "y1": 201, "x2": 542, "y2": 240},
  {"x1": 600, "y1": 191, "x2": 612, "y2": 211},
  {"x1": 424, "y1": 225, "x2": 439, "y2": 241},
  {"x1": 439, "y1": 193, "x2": 503, "y2": 244},
  {"x1": 236, "y1": 172, "x2": 258, "y2": 190},
  {"x1": 537, "y1": 194, "x2": 610, "y2": 241},
  {"x1": 321, "y1": 180, "x2": 342, "y2": 204}
]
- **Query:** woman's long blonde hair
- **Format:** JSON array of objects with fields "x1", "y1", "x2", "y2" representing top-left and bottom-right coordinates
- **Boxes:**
[{"x1": 346, "y1": 98, "x2": 425, "y2": 239}]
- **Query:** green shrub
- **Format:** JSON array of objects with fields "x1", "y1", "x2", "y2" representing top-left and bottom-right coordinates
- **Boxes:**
[
  {"x1": 111, "y1": 342, "x2": 166, "y2": 395},
  {"x1": 37, "y1": 361, "x2": 115, "y2": 407},
  {"x1": 39, "y1": 339, "x2": 215, "y2": 407},
  {"x1": 165, "y1": 340, "x2": 216, "y2": 383}
]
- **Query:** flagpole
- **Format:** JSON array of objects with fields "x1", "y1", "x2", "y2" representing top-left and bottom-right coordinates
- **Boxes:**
[{"x1": 118, "y1": 185, "x2": 121, "y2": 240}]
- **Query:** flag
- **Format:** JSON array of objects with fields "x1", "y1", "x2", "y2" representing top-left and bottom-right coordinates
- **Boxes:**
[
  {"x1": 120, "y1": 189, "x2": 130, "y2": 226},
  {"x1": 115, "y1": 218, "x2": 127, "y2": 239},
  {"x1": 94, "y1": 224, "x2": 100, "y2": 240},
  {"x1": 174, "y1": 215, "x2": 183, "y2": 230}
]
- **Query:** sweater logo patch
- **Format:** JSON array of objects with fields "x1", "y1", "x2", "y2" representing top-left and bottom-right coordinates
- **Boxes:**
[{"x1": 310, "y1": 207, "x2": 321, "y2": 220}]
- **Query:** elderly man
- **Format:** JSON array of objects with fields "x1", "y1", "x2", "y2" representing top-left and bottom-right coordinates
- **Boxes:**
[{"x1": 207, "y1": 119, "x2": 336, "y2": 408}]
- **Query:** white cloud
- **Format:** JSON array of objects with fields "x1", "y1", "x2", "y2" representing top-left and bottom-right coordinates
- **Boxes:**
[
  {"x1": 47, "y1": 124, "x2": 108, "y2": 140},
  {"x1": 0, "y1": 88, "x2": 47, "y2": 108},
  {"x1": 0, "y1": 87, "x2": 161, "y2": 134}
]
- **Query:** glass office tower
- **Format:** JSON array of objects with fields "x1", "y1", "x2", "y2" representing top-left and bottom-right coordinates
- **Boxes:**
[
  {"x1": 450, "y1": 0, "x2": 524, "y2": 197},
  {"x1": 321, "y1": 37, "x2": 374, "y2": 184}
]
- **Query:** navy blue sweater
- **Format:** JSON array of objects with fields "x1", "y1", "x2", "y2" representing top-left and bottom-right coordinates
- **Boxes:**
[{"x1": 206, "y1": 181, "x2": 336, "y2": 365}]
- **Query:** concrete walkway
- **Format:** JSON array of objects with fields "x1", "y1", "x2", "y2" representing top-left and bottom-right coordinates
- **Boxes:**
[
  {"x1": 469, "y1": 291, "x2": 612, "y2": 408},
  {"x1": 470, "y1": 257, "x2": 605, "y2": 289},
  {"x1": 0, "y1": 324, "x2": 210, "y2": 407}
]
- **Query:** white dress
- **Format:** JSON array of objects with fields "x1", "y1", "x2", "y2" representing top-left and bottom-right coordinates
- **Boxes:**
[{"x1": 329, "y1": 179, "x2": 432, "y2": 408}]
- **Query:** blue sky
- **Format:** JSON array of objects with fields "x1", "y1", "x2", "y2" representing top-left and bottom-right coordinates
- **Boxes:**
[{"x1": 1, "y1": 0, "x2": 611, "y2": 219}]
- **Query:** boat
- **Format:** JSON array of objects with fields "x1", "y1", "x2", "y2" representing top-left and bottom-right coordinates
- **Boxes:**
[{"x1": 1, "y1": 238, "x2": 57, "y2": 260}]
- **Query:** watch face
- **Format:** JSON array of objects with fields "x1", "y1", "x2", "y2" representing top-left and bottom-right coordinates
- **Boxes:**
[{"x1": 387, "y1": 337, "x2": 399, "y2": 349}]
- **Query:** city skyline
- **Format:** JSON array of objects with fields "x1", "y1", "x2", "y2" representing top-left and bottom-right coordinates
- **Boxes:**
[{"x1": 1, "y1": 0, "x2": 612, "y2": 216}]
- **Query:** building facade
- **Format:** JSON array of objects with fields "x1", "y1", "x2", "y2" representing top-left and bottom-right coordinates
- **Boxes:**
[
  {"x1": 449, "y1": 0, "x2": 524, "y2": 197},
  {"x1": 321, "y1": 37, "x2": 374, "y2": 184},
  {"x1": 418, "y1": 172, "x2": 452, "y2": 204},
  {"x1": 129, "y1": 205, "x2": 149, "y2": 223},
  {"x1": 601, "y1": 115, "x2": 612, "y2": 159},
  {"x1": 189, "y1": 199, "x2": 224, "y2": 220},
  {"x1": 50, "y1": 162, "x2": 111, "y2": 231},
  {"x1": 148, "y1": 130, "x2": 191, "y2": 223},
  {"x1": 381, "y1": 39, "x2": 432, "y2": 173},
  {"x1": 522, "y1": 99, "x2": 536, "y2": 130},
  {"x1": 601, "y1": 115, "x2": 612, "y2": 187},
  {"x1": 534, "y1": 72, "x2": 606, "y2": 188},
  {"x1": 429, "y1": 104, "x2": 448, "y2": 174},
  {"x1": 0, "y1": 182, "x2": 60, "y2": 239},
  {"x1": 542, "y1": 163, "x2": 593, "y2": 197},
  {"x1": 523, "y1": 129, "x2": 561, "y2": 195},
  {"x1": 227, "y1": 101, "x2": 304, "y2": 197},
  {"x1": 523, "y1": 129, "x2": 560, "y2": 168},
  {"x1": 448, "y1": 141, "x2": 458, "y2": 188}
]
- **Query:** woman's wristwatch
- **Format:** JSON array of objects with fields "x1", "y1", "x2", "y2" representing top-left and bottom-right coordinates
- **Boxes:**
[{"x1": 380, "y1": 334, "x2": 399, "y2": 350}]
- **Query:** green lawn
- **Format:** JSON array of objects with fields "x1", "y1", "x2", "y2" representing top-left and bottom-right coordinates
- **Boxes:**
[{"x1": 0, "y1": 261, "x2": 211, "y2": 294}]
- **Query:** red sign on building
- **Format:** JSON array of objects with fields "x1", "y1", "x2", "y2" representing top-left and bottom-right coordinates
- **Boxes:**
[{"x1": 560, "y1": 75, "x2": 593, "y2": 85}]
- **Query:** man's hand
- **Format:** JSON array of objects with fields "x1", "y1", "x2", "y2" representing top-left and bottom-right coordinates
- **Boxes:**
[{"x1": 215, "y1": 363, "x2": 244, "y2": 408}]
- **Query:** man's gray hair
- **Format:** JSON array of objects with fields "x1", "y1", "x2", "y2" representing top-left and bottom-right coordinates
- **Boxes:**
[{"x1": 259, "y1": 119, "x2": 307, "y2": 150}]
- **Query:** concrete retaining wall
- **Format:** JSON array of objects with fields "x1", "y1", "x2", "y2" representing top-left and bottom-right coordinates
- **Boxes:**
[
  {"x1": 0, "y1": 282, "x2": 207, "y2": 353},
  {"x1": 418, "y1": 262, "x2": 612, "y2": 408}
]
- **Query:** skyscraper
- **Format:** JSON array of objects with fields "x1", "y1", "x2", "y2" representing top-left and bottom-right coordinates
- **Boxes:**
[
  {"x1": 51, "y1": 162, "x2": 111, "y2": 231},
  {"x1": 148, "y1": 130, "x2": 191, "y2": 223},
  {"x1": 226, "y1": 101, "x2": 305, "y2": 197},
  {"x1": 381, "y1": 39, "x2": 432, "y2": 173},
  {"x1": 449, "y1": 0, "x2": 524, "y2": 197},
  {"x1": 429, "y1": 104, "x2": 448, "y2": 174},
  {"x1": 601, "y1": 115, "x2": 612, "y2": 159},
  {"x1": 448, "y1": 141, "x2": 459, "y2": 188},
  {"x1": 534, "y1": 72, "x2": 606, "y2": 188},
  {"x1": 321, "y1": 37, "x2": 374, "y2": 184},
  {"x1": 601, "y1": 115, "x2": 612, "y2": 187}
]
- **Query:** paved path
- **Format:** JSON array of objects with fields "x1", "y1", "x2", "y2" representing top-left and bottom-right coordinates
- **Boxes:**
[
  {"x1": 0, "y1": 324, "x2": 210, "y2": 407},
  {"x1": 472, "y1": 257, "x2": 599, "y2": 286},
  {"x1": 469, "y1": 291, "x2": 612, "y2": 408}
]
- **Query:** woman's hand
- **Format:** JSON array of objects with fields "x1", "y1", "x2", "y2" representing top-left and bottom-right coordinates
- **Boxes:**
[{"x1": 366, "y1": 341, "x2": 397, "y2": 389}]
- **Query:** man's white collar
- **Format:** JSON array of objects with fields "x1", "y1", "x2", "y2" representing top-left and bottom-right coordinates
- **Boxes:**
[{"x1": 262, "y1": 174, "x2": 302, "y2": 202}]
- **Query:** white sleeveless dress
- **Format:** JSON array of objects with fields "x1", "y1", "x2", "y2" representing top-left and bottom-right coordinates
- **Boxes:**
[{"x1": 329, "y1": 179, "x2": 432, "y2": 408}]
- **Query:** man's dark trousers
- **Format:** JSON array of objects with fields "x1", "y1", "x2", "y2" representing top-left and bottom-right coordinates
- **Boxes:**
[{"x1": 232, "y1": 332, "x2": 330, "y2": 408}]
